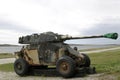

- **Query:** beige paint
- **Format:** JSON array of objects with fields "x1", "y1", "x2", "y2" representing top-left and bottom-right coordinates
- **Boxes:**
[{"x1": 25, "y1": 49, "x2": 40, "y2": 65}]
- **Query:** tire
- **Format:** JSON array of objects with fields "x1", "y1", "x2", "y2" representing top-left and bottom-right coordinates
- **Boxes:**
[
  {"x1": 81, "y1": 53, "x2": 91, "y2": 67},
  {"x1": 14, "y1": 58, "x2": 29, "y2": 76},
  {"x1": 56, "y1": 56, "x2": 76, "y2": 78}
]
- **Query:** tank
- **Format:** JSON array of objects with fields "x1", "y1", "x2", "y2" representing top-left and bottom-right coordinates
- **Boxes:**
[{"x1": 14, "y1": 32, "x2": 118, "y2": 78}]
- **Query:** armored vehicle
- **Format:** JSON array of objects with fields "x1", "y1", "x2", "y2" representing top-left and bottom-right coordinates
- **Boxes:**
[{"x1": 14, "y1": 32, "x2": 118, "y2": 78}]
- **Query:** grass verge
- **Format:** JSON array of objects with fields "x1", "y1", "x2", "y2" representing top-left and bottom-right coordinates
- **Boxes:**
[
  {"x1": 0, "y1": 53, "x2": 14, "y2": 59},
  {"x1": 0, "y1": 63, "x2": 14, "y2": 72}
]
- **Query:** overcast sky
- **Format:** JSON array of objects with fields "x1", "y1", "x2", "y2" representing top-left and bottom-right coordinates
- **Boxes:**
[{"x1": 0, "y1": 0, "x2": 120, "y2": 44}]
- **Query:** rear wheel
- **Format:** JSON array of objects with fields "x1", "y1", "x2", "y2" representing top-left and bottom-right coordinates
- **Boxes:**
[
  {"x1": 56, "y1": 56, "x2": 76, "y2": 78},
  {"x1": 81, "y1": 53, "x2": 91, "y2": 67},
  {"x1": 14, "y1": 58, "x2": 29, "y2": 76}
]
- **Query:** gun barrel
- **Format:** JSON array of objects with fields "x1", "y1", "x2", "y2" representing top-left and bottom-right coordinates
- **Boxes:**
[
  {"x1": 67, "y1": 35, "x2": 103, "y2": 39},
  {"x1": 62, "y1": 33, "x2": 118, "y2": 40}
]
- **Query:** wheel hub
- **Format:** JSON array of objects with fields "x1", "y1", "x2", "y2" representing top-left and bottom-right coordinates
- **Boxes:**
[
  {"x1": 17, "y1": 63, "x2": 22, "y2": 70},
  {"x1": 60, "y1": 61, "x2": 69, "y2": 73},
  {"x1": 62, "y1": 64, "x2": 68, "y2": 70}
]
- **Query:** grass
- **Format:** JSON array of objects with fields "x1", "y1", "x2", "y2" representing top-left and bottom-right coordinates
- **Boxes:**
[
  {"x1": 0, "y1": 53, "x2": 14, "y2": 59},
  {"x1": 0, "y1": 63, "x2": 14, "y2": 72},
  {"x1": 88, "y1": 49, "x2": 120, "y2": 73},
  {"x1": 88, "y1": 49, "x2": 120, "y2": 79}
]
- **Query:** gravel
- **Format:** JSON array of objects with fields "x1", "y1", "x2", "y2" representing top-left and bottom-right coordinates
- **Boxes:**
[{"x1": 0, "y1": 71, "x2": 118, "y2": 80}]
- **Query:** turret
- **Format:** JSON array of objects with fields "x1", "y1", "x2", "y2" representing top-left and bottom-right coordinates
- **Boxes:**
[{"x1": 19, "y1": 32, "x2": 118, "y2": 44}]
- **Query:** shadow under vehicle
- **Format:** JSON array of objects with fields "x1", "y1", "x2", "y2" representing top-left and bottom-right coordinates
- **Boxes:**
[{"x1": 14, "y1": 32, "x2": 118, "y2": 78}]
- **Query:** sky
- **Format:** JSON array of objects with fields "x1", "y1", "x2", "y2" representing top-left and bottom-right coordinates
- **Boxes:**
[{"x1": 0, "y1": 0, "x2": 120, "y2": 44}]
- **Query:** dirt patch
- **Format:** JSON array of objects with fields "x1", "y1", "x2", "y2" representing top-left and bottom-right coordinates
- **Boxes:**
[{"x1": 0, "y1": 71, "x2": 118, "y2": 80}]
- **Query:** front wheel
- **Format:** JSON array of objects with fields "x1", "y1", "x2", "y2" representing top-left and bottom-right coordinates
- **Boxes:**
[
  {"x1": 56, "y1": 56, "x2": 76, "y2": 78},
  {"x1": 14, "y1": 58, "x2": 29, "y2": 76}
]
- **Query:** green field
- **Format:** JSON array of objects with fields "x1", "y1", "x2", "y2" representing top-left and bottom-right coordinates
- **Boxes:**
[
  {"x1": 0, "y1": 63, "x2": 14, "y2": 72},
  {"x1": 88, "y1": 49, "x2": 120, "y2": 73},
  {"x1": 88, "y1": 49, "x2": 120, "y2": 79},
  {"x1": 0, "y1": 53, "x2": 14, "y2": 59}
]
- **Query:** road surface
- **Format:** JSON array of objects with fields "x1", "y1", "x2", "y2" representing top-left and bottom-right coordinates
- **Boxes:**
[
  {"x1": 0, "y1": 58, "x2": 15, "y2": 64},
  {"x1": 81, "y1": 47, "x2": 120, "y2": 54}
]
